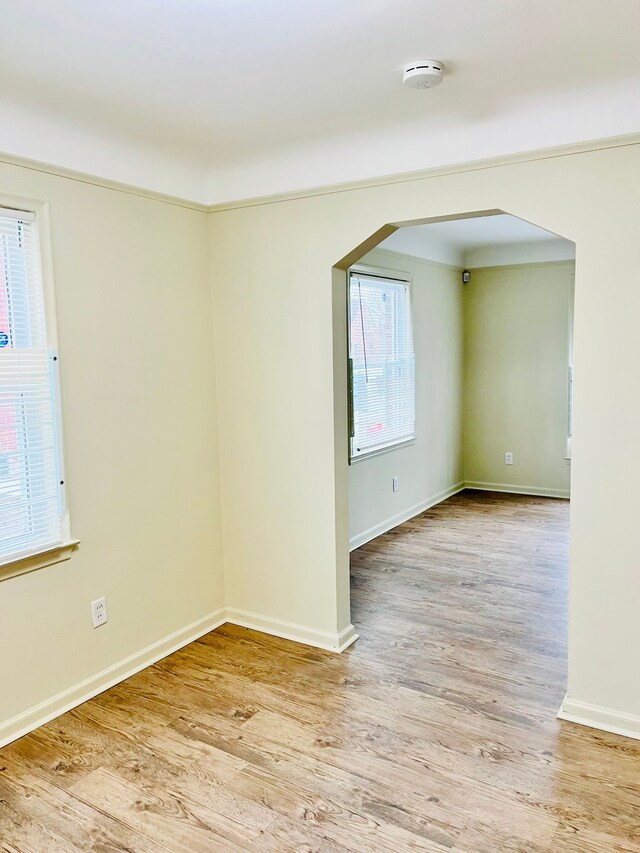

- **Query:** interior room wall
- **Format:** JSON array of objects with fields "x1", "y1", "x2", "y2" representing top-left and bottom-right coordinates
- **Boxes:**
[
  {"x1": 0, "y1": 163, "x2": 224, "y2": 745},
  {"x1": 348, "y1": 247, "x2": 464, "y2": 548},
  {"x1": 463, "y1": 239, "x2": 575, "y2": 268},
  {"x1": 209, "y1": 141, "x2": 640, "y2": 738},
  {"x1": 2, "y1": 139, "x2": 637, "y2": 746},
  {"x1": 463, "y1": 261, "x2": 573, "y2": 497}
]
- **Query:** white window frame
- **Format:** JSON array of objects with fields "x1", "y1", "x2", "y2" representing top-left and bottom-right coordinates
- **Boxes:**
[
  {"x1": 0, "y1": 193, "x2": 78, "y2": 581},
  {"x1": 347, "y1": 263, "x2": 416, "y2": 463}
]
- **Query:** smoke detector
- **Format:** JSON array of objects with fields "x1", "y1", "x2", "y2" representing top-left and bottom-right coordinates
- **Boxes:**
[{"x1": 403, "y1": 60, "x2": 444, "y2": 89}]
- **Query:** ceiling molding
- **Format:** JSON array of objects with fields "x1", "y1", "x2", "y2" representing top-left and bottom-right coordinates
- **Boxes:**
[
  {"x1": 1, "y1": 132, "x2": 639, "y2": 213},
  {"x1": 206, "y1": 133, "x2": 640, "y2": 212},
  {"x1": 468, "y1": 258, "x2": 576, "y2": 273},
  {"x1": 0, "y1": 151, "x2": 208, "y2": 212}
]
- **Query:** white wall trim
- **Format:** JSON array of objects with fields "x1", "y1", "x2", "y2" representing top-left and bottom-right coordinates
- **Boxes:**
[
  {"x1": 3, "y1": 133, "x2": 640, "y2": 211},
  {"x1": 349, "y1": 480, "x2": 569, "y2": 554},
  {"x1": 208, "y1": 133, "x2": 640, "y2": 212},
  {"x1": 467, "y1": 258, "x2": 576, "y2": 273},
  {"x1": 0, "y1": 539, "x2": 80, "y2": 583},
  {"x1": 349, "y1": 482, "x2": 465, "y2": 551},
  {"x1": 0, "y1": 609, "x2": 226, "y2": 749},
  {"x1": 0, "y1": 150, "x2": 207, "y2": 212},
  {"x1": 0, "y1": 606, "x2": 361, "y2": 749},
  {"x1": 558, "y1": 694, "x2": 640, "y2": 741},
  {"x1": 464, "y1": 481, "x2": 570, "y2": 499},
  {"x1": 225, "y1": 607, "x2": 359, "y2": 653},
  {"x1": 333, "y1": 623, "x2": 360, "y2": 653}
]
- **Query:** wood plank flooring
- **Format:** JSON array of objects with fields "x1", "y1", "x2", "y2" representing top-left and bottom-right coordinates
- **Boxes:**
[{"x1": 1, "y1": 490, "x2": 639, "y2": 852}]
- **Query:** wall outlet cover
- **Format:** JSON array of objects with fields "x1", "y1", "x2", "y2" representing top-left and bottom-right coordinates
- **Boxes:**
[{"x1": 91, "y1": 596, "x2": 108, "y2": 628}]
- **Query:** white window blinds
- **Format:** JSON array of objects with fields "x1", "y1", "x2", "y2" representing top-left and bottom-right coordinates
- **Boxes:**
[
  {"x1": 0, "y1": 208, "x2": 66, "y2": 564},
  {"x1": 348, "y1": 270, "x2": 415, "y2": 460}
]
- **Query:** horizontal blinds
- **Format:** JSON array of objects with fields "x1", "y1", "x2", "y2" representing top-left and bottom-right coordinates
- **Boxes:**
[
  {"x1": 349, "y1": 272, "x2": 415, "y2": 458},
  {"x1": 0, "y1": 210, "x2": 64, "y2": 562}
]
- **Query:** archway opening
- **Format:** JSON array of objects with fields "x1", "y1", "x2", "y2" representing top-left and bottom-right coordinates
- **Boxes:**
[{"x1": 333, "y1": 208, "x2": 575, "y2": 720}]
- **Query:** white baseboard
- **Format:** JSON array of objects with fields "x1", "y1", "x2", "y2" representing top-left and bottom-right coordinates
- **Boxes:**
[
  {"x1": 464, "y1": 480, "x2": 570, "y2": 499},
  {"x1": 225, "y1": 607, "x2": 359, "y2": 653},
  {"x1": 0, "y1": 607, "x2": 360, "y2": 749},
  {"x1": 557, "y1": 694, "x2": 640, "y2": 741},
  {"x1": 349, "y1": 481, "x2": 465, "y2": 551},
  {"x1": 0, "y1": 609, "x2": 226, "y2": 750}
]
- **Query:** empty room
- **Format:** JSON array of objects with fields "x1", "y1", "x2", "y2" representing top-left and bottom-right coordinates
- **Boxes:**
[
  {"x1": 1, "y1": 2, "x2": 639, "y2": 852},
  {"x1": 347, "y1": 215, "x2": 575, "y2": 704}
]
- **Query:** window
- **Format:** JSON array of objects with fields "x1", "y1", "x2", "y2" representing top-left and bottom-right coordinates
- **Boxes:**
[
  {"x1": 348, "y1": 267, "x2": 415, "y2": 461},
  {"x1": 0, "y1": 206, "x2": 69, "y2": 567}
]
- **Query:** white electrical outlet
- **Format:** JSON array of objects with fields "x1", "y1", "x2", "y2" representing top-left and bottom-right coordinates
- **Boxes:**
[
  {"x1": 91, "y1": 596, "x2": 108, "y2": 628},
  {"x1": 393, "y1": 476, "x2": 399, "y2": 492},
  {"x1": 505, "y1": 452, "x2": 513, "y2": 465}
]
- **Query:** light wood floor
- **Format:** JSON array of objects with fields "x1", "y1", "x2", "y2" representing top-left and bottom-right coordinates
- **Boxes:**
[{"x1": 1, "y1": 491, "x2": 639, "y2": 852}]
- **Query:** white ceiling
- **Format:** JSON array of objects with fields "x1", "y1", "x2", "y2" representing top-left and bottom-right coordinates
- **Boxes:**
[
  {"x1": 395, "y1": 215, "x2": 568, "y2": 248},
  {"x1": 380, "y1": 214, "x2": 575, "y2": 267},
  {"x1": 1, "y1": 1, "x2": 640, "y2": 203}
]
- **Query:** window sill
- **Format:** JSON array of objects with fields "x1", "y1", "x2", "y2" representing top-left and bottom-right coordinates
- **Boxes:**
[
  {"x1": 350, "y1": 438, "x2": 416, "y2": 464},
  {"x1": 0, "y1": 539, "x2": 80, "y2": 582}
]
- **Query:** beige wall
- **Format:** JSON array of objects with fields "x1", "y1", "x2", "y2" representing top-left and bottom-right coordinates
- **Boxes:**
[
  {"x1": 2, "y1": 139, "x2": 639, "y2": 744},
  {"x1": 349, "y1": 253, "x2": 571, "y2": 545},
  {"x1": 209, "y1": 142, "x2": 640, "y2": 731},
  {"x1": 0, "y1": 164, "x2": 224, "y2": 736},
  {"x1": 348, "y1": 248, "x2": 464, "y2": 546},
  {"x1": 463, "y1": 262, "x2": 573, "y2": 497}
]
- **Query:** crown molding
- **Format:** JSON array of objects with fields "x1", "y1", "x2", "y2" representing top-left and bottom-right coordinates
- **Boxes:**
[
  {"x1": 206, "y1": 132, "x2": 640, "y2": 213},
  {"x1": 0, "y1": 150, "x2": 208, "y2": 212},
  {"x1": 2, "y1": 132, "x2": 640, "y2": 213},
  {"x1": 468, "y1": 258, "x2": 576, "y2": 273}
]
